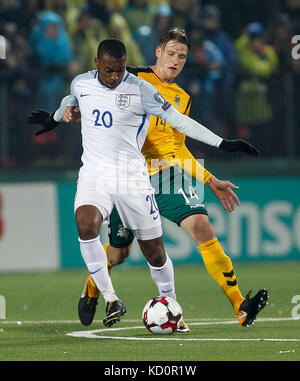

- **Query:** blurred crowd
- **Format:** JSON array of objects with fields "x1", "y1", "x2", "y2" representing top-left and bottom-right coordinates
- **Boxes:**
[{"x1": 1, "y1": 0, "x2": 300, "y2": 168}]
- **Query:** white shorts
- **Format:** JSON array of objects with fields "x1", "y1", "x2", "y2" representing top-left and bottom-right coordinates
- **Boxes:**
[{"x1": 74, "y1": 170, "x2": 162, "y2": 241}]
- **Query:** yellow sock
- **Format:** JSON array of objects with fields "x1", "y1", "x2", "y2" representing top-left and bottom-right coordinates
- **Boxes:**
[
  {"x1": 198, "y1": 237, "x2": 244, "y2": 315},
  {"x1": 103, "y1": 243, "x2": 113, "y2": 275},
  {"x1": 88, "y1": 243, "x2": 113, "y2": 290},
  {"x1": 86, "y1": 274, "x2": 100, "y2": 298}
]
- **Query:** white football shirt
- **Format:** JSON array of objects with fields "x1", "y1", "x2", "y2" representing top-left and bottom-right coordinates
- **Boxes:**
[{"x1": 70, "y1": 69, "x2": 176, "y2": 179}]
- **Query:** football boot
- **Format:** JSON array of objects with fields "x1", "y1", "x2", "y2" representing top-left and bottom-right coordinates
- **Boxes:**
[
  {"x1": 78, "y1": 275, "x2": 100, "y2": 326},
  {"x1": 103, "y1": 300, "x2": 127, "y2": 327},
  {"x1": 236, "y1": 289, "x2": 269, "y2": 327},
  {"x1": 176, "y1": 319, "x2": 191, "y2": 333}
]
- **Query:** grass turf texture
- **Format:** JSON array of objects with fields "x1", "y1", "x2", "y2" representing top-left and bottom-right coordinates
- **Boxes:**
[{"x1": 0, "y1": 262, "x2": 299, "y2": 361}]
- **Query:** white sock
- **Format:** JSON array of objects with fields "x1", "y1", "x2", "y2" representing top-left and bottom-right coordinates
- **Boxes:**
[
  {"x1": 148, "y1": 254, "x2": 176, "y2": 300},
  {"x1": 79, "y1": 236, "x2": 118, "y2": 303}
]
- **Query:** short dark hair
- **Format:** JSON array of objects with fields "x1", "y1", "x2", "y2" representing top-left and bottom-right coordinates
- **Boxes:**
[
  {"x1": 158, "y1": 28, "x2": 190, "y2": 50},
  {"x1": 97, "y1": 38, "x2": 127, "y2": 59}
]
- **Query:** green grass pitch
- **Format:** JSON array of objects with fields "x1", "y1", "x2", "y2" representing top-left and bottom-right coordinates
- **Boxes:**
[{"x1": 0, "y1": 261, "x2": 300, "y2": 362}]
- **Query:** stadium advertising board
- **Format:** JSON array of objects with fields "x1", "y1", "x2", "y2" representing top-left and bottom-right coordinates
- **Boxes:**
[
  {"x1": 0, "y1": 177, "x2": 299, "y2": 272},
  {"x1": 58, "y1": 177, "x2": 300, "y2": 267},
  {"x1": 0, "y1": 183, "x2": 60, "y2": 271}
]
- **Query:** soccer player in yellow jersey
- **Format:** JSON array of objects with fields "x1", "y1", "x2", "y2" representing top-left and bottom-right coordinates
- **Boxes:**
[{"x1": 29, "y1": 29, "x2": 268, "y2": 331}]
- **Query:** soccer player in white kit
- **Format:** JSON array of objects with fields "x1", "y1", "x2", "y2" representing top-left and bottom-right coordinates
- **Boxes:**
[{"x1": 29, "y1": 38, "x2": 259, "y2": 327}]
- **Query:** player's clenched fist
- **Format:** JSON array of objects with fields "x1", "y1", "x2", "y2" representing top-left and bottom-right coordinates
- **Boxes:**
[{"x1": 63, "y1": 106, "x2": 81, "y2": 123}]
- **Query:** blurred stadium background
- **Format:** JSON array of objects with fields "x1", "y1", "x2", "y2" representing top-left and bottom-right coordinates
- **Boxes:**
[{"x1": 0, "y1": 0, "x2": 300, "y2": 272}]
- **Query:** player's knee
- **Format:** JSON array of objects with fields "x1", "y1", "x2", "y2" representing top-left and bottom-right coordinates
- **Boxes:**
[
  {"x1": 118, "y1": 246, "x2": 131, "y2": 264},
  {"x1": 138, "y1": 236, "x2": 166, "y2": 267},
  {"x1": 76, "y1": 213, "x2": 101, "y2": 240},
  {"x1": 109, "y1": 246, "x2": 131, "y2": 265},
  {"x1": 190, "y1": 216, "x2": 214, "y2": 245},
  {"x1": 142, "y1": 245, "x2": 166, "y2": 267},
  {"x1": 149, "y1": 250, "x2": 166, "y2": 267},
  {"x1": 77, "y1": 222, "x2": 99, "y2": 241}
]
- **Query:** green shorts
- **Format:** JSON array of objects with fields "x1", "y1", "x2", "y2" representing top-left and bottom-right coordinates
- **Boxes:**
[{"x1": 108, "y1": 166, "x2": 208, "y2": 248}]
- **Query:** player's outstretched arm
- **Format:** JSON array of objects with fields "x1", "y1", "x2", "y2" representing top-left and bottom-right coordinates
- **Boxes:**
[
  {"x1": 28, "y1": 95, "x2": 79, "y2": 135},
  {"x1": 140, "y1": 81, "x2": 260, "y2": 155},
  {"x1": 165, "y1": 109, "x2": 259, "y2": 155}
]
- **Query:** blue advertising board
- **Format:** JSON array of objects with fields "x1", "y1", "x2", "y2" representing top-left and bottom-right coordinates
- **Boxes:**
[{"x1": 57, "y1": 177, "x2": 300, "y2": 268}]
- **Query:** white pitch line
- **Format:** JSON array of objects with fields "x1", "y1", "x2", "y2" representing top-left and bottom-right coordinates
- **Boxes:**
[
  {"x1": 69, "y1": 335, "x2": 300, "y2": 342},
  {"x1": 66, "y1": 317, "x2": 300, "y2": 342}
]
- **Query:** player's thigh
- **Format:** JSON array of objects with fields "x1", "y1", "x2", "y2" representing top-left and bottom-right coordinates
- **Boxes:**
[
  {"x1": 74, "y1": 172, "x2": 113, "y2": 226},
  {"x1": 180, "y1": 213, "x2": 215, "y2": 245}
]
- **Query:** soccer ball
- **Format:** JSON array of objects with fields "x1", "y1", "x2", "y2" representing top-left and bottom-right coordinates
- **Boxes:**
[{"x1": 142, "y1": 296, "x2": 183, "y2": 334}]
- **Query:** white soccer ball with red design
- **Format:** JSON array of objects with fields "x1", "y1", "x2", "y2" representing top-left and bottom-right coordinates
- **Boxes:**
[{"x1": 142, "y1": 296, "x2": 183, "y2": 334}]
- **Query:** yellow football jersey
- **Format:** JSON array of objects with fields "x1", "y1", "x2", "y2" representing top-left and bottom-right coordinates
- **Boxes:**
[{"x1": 127, "y1": 66, "x2": 212, "y2": 183}]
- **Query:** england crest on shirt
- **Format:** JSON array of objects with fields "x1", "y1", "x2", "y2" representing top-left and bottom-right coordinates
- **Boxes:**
[{"x1": 115, "y1": 94, "x2": 130, "y2": 109}]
